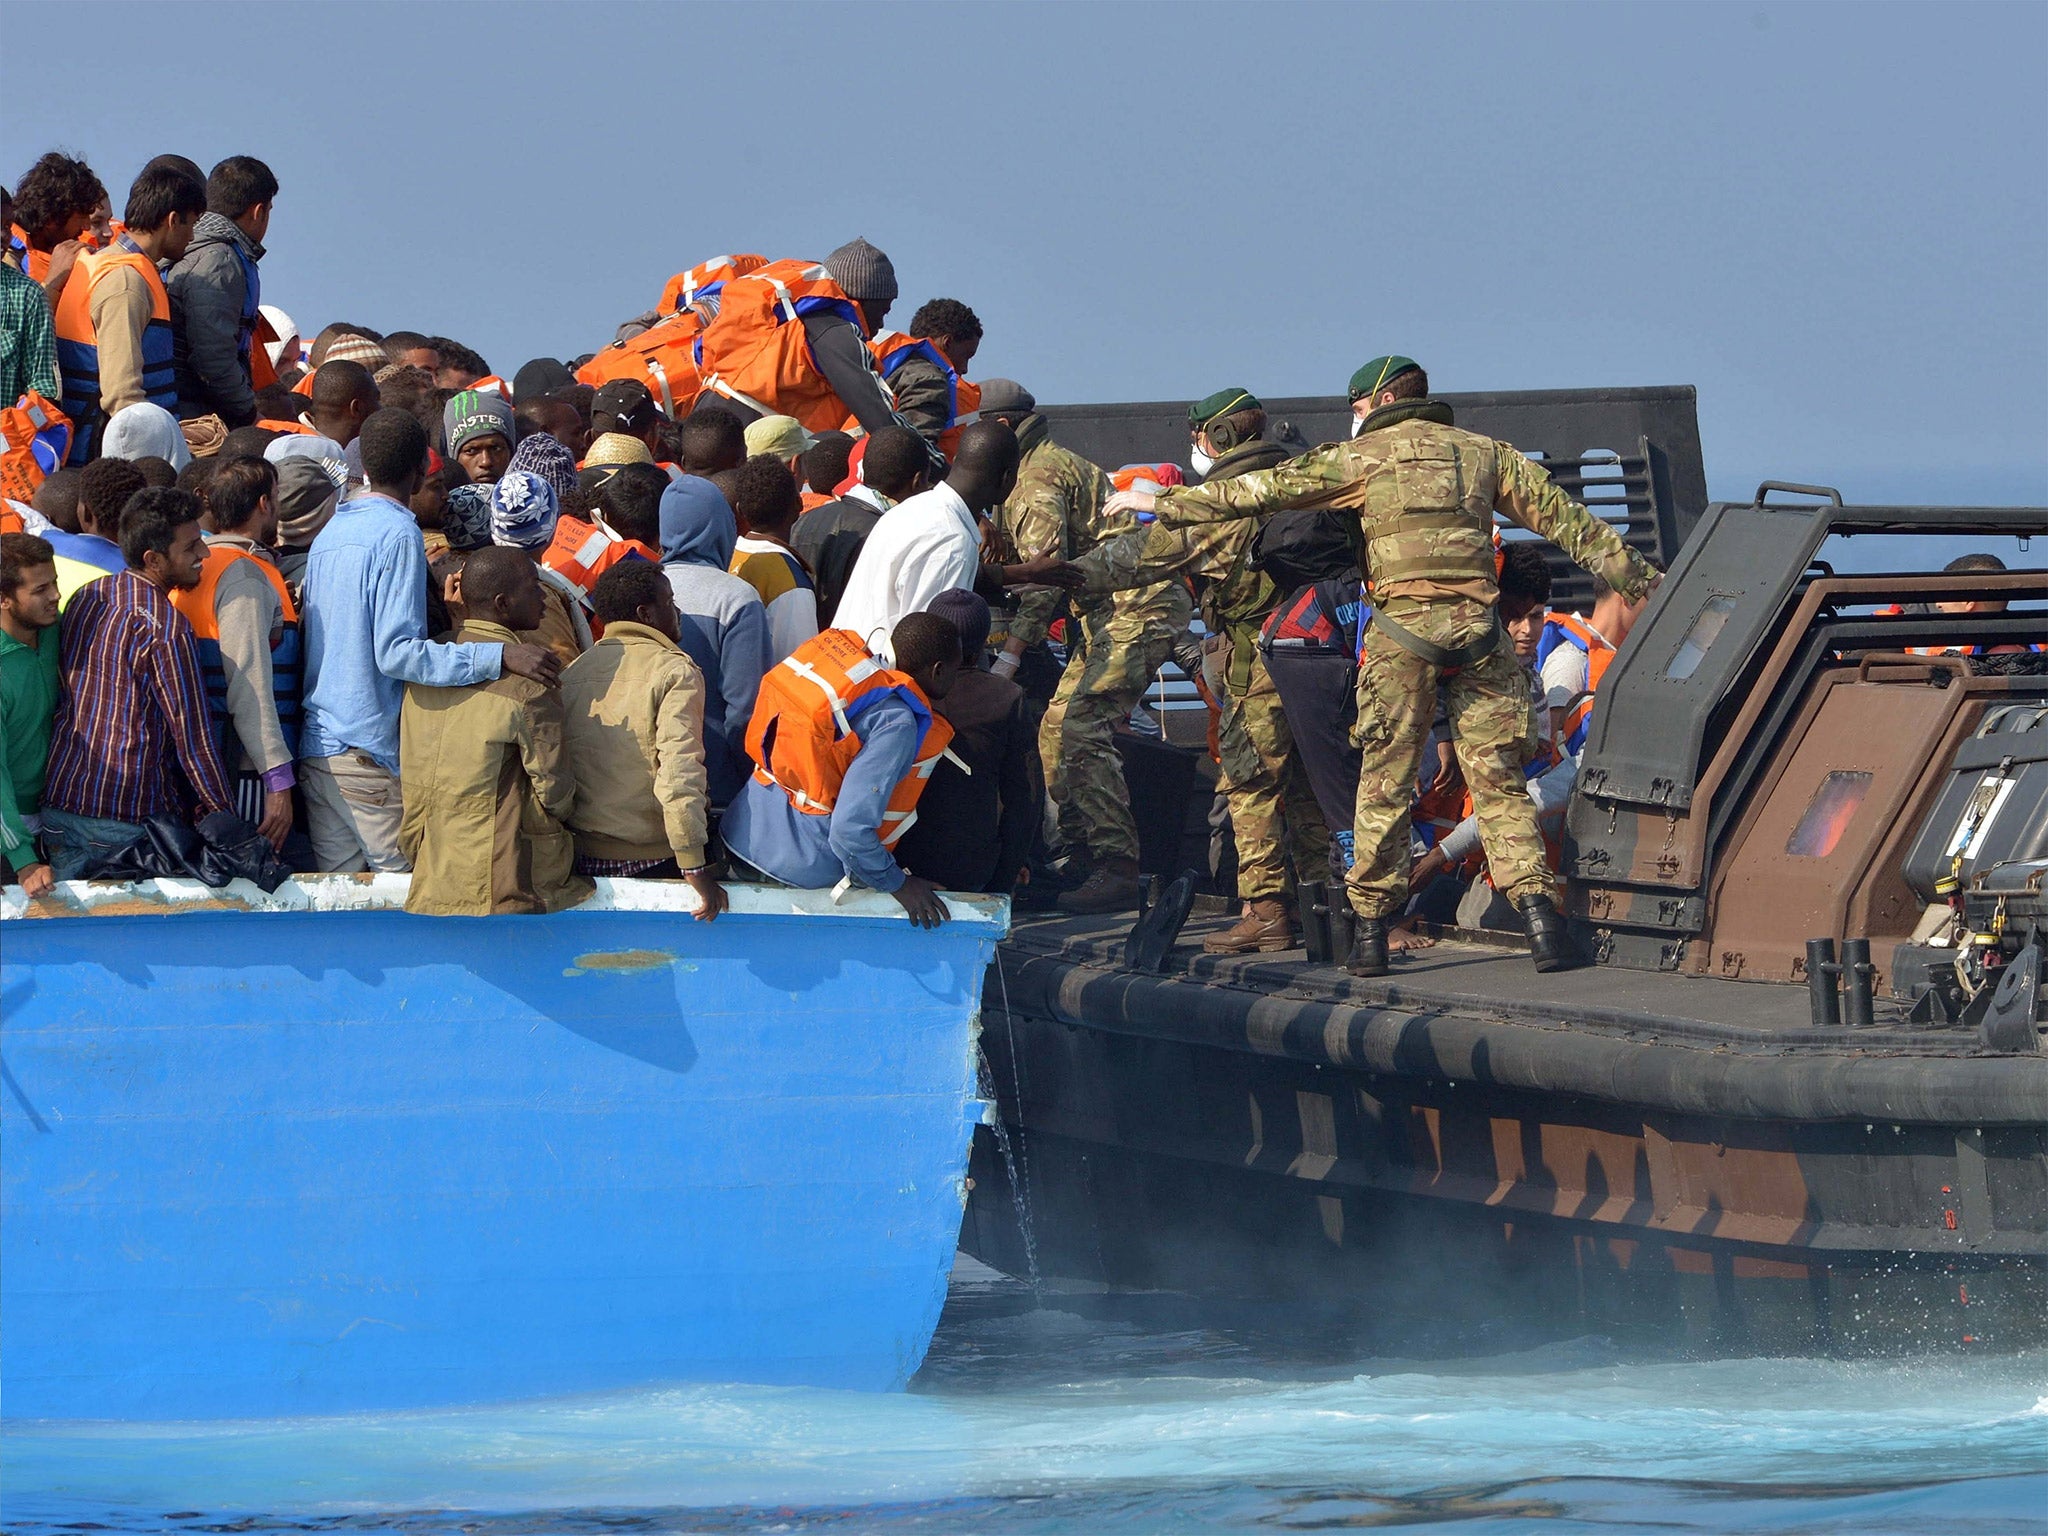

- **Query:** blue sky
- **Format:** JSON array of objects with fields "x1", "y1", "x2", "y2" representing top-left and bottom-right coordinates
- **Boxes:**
[{"x1": 5, "y1": 1, "x2": 2043, "y2": 509}]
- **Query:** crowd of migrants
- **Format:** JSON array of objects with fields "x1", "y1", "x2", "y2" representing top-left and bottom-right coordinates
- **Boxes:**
[{"x1": 1, "y1": 153, "x2": 2023, "y2": 970}]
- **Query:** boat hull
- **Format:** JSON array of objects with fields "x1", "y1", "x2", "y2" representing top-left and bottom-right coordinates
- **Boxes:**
[
  {"x1": 1, "y1": 878, "x2": 1002, "y2": 1421},
  {"x1": 968, "y1": 923, "x2": 2048, "y2": 1354}
]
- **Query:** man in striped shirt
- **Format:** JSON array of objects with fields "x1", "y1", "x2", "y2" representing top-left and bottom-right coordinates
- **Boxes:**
[{"x1": 40, "y1": 486, "x2": 234, "y2": 879}]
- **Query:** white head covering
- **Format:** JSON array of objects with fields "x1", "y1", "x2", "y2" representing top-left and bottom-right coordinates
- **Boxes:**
[
  {"x1": 100, "y1": 403, "x2": 193, "y2": 471},
  {"x1": 259, "y1": 304, "x2": 300, "y2": 371}
]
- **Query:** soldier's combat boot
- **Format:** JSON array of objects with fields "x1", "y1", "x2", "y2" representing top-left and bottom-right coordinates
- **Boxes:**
[
  {"x1": 1058, "y1": 857, "x2": 1142, "y2": 915},
  {"x1": 1202, "y1": 898, "x2": 1296, "y2": 955},
  {"x1": 1346, "y1": 917, "x2": 1390, "y2": 977},
  {"x1": 1519, "y1": 894, "x2": 1578, "y2": 974}
]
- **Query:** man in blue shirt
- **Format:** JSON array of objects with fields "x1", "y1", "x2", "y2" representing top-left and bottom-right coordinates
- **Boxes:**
[
  {"x1": 722, "y1": 611, "x2": 961, "y2": 928},
  {"x1": 298, "y1": 408, "x2": 559, "y2": 871}
]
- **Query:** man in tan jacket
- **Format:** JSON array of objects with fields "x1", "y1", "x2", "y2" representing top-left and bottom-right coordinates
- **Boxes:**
[
  {"x1": 398, "y1": 547, "x2": 592, "y2": 916},
  {"x1": 559, "y1": 559, "x2": 727, "y2": 919}
]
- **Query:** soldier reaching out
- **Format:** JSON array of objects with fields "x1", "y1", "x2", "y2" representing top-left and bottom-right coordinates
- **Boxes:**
[{"x1": 1104, "y1": 356, "x2": 1659, "y2": 978}]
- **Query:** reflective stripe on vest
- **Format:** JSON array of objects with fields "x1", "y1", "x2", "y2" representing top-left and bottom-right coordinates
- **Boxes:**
[
  {"x1": 0, "y1": 392, "x2": 72, "y2": 503},
  {"x1": 658, "y1": 253, "x2": 768, "y2": 315},
  {"x1": 54, "y1": 235, "x2": 175, "y2": 463},
  {"x1": 743, "y1": 628, "x2": 954, "y2": 849},
  {"x1": 167, "y1": 542, "x2": 302, "y2": 760},
  {"x1": 695, "y1": 259, "x2": 869, "y2": 433}
]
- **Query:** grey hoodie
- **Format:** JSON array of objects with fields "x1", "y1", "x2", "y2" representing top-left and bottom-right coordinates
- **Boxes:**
[{"x1": 168, "y1": 212, "x2": 263, "y2": 427}]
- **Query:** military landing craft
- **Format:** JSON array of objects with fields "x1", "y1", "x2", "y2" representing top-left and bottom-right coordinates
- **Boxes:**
[{"x1": 966, "y1": 387, "x2": 2047, "y2": 1353}]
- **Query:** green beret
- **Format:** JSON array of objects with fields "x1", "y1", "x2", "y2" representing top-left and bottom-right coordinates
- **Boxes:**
[
  {"x1": 1347, "y1": 356, "x2": 1421, "y2": 402},
  {"x1": 1188, "y1": 388, "x2": 1261, "y2": 427}
]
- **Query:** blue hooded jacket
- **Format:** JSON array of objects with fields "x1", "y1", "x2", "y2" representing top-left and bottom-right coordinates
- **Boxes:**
[{"x1": 658, "y1": 476, "x2": 768, "y2": 806}]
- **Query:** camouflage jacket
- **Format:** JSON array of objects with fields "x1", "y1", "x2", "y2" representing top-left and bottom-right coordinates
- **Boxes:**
[
  {"x1": 1153, "y1": 399, "x2": 1657, "y2": 640},
  {"x1": 1070, "y1": 438, "x2": 1293, "y2": 635},
  {"x1": 996, "y1": 413, "x2": 1169, "y2": 647}
]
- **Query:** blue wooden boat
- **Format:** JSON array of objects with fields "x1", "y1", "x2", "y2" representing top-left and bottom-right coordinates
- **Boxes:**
[{"x1": 0, "y1": 876, "x2": 1003, "y2": 1421}]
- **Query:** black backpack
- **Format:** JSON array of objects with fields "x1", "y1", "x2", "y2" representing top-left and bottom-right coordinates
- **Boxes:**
[{"x1": 1249, "y1": 507, "x2": 1359, "y2": 594}]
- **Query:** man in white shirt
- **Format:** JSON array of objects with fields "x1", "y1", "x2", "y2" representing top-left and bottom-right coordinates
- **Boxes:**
[
  {"x1": 835, "y1": 420, "x2": 1018, "y2": 655},
  {"x1": 835, "y1": 419, "x2": 1079, "y2": 660}
]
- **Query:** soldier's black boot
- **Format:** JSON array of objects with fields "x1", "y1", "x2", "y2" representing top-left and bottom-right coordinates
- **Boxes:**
[
  {"x1": 1346, "y1": 918, "x2": 1390, "y2": 977},
  {"x1": 1520, "y1": 894, "x2": 1578, "y2": 974}
]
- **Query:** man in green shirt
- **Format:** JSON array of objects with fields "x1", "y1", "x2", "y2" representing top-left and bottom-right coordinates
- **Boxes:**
[
  {"x1": 0, "y1": 187, "x2": 62, "y2": 406},
  {"x1": 1, "y1": 531, "x2": 63, "y2": 895}
]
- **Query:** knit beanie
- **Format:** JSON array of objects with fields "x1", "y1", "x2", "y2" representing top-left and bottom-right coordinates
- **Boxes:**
[
  {"x1": 444, "y1": 390, "x2": 516, "y2": 457},
  {"x1": 325, "y1": 334, "x2": 389, "y2": 369},
  {"x1": 442, "y1": 484, "x2": 495, "y2": 552},
  {"x1": 824, "y1": 237, "x2": 897, "y2": 304},
  {"x1": 489, "y1": 469, "x2": 559, "y2": 551},
  {"x1": 927, "y1": 588, "x2": 992, "y2": 663},
  {"x1": 507, "y1": 432, "x2": 578, "y2": 507}
]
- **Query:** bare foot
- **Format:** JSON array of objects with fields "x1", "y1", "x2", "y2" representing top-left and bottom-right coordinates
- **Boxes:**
[{"x1": 1388, "y1": 918, "x2": 1436, "y2": 953}]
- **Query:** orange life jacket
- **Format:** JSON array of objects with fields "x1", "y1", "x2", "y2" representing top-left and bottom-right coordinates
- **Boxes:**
[
  {"x1": 656, "y1": 253, "x2": 768, "y2": 316},
  {"x1": 541, "y1": 515, "x2": 661, "y2": 595},
  {"x1": 577, "y1": 308, "x2": 707, "y2": 418},
  {"x1": 291, "y1": 370, "x2": 316, "y2": 397},
  {"x1": 1111, "y1": 463, "x2": 1185, "y2": 493},
  {"x1": 694, "y1": 258, "x2": 872, "y2": 433},
  {"x1": 745, "y1": 627, "x2": 957, "y2": 850},
  {"x1": 858, "y1": 332, "x2": 983, "y2": 460},
  {"x1": 0, "y1": 503, "x2": 23, "y2": 536},
  {"x1": 10, "y1": 226, "x2": 52, "y2": 283},
  {"x1": 800, "y1": 489, "x2": 835, "y2": 514},
  {"x1": 257, "y1": 416, "x2": 314, "y2": 436},
  {"x1": 0, "y1": 392, "x2": 72, "y2": 504},
  {"x1": 167, "y1": 542, "x2": 303, "y2": 760},
  {"x1": 53, "y1": 236, "x2": 175, "y2": 465}
]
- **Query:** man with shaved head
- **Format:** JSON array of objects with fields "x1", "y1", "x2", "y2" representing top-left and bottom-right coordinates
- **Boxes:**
[{"x1": 306, "y1": 360, "x2": 380, "y2": 451}]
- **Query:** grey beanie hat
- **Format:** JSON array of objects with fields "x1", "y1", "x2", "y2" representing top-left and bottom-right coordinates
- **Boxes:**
[
  {"x1": 976, "y1": 378, "x2": 1035, "y2": 416},
  {"x1": 824, "y1": 237, "x2": 898, "y2": 304}
]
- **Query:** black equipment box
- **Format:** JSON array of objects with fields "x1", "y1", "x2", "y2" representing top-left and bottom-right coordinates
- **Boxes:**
[{"x1": 1901, "y1": 705, "x2": 2048, "y2": 903}]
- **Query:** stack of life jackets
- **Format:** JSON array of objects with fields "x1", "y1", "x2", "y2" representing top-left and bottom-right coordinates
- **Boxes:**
[
  {"x1": 744, "y1": 628, "x2": 956, "y2": 852},
  {"x1": 693, "y1": 259, "x2": 873, "y2": 433},
  {"x1": 166, "y1": 543, "x2": 302, "y2": 767},
  {"x1": 0, "y1": 392, "x2": 72, "y2": 505},
  {"x1": 580, "y1": 255, "x2": 769, "y2": 418},
  {"x1": 862, "y1": 331, "x2": 982, "y2": 461},
  {"x1": 656, "y1": 253, "x2": 768, "y2": 318},
  {"x1": 53, "y1": 234, "x2": 176, "y2": 465}
]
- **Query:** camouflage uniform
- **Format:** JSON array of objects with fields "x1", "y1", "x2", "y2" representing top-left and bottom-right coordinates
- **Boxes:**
[
  {"x1": 1151, "y1": 398, "x2": 1657, "y2": 919},
  {"x1": 997, "y1": 413, "x2": 1191, "y2": 865},
  {"x1": 1071, "y1": 438, "x2": 1328, "y2": 900}
]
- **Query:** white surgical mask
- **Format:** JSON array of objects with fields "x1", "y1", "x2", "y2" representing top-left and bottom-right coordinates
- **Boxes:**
[
  {"x1": 1349, "y1": 414, "x2": 1367, "y2": 439},
  {"x1": 1189, "y1": 447, "x2": 1215, "y2": 477}
]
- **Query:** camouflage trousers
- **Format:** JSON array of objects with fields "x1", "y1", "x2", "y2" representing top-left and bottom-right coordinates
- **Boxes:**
[
  {"x1": 1041, "y1": 589, "x2": 1189, "y2": 864},
  {"x1": 1346, "y1": 627, "x2": 1545, "y2": 918},
  {"x1": 1213, "y1": 632, "x2": 1330, "y2": 903}
]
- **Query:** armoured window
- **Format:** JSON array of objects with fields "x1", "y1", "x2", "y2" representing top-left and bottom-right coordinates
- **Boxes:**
[
  {"x1": 1786, "y1": 771, "x2": 1873, "y2": 858},
  {"x1": 1665, "y1": 594, "x2": 1739, "y2": 681}
]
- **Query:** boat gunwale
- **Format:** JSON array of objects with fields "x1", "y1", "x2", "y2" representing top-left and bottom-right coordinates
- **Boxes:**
[{"x1": 0, "y1": 874, "x2": 1009, "y2": 931}]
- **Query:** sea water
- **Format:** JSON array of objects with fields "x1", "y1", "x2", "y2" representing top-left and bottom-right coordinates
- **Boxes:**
[{"x1": 5, "y1": 1260, "x2": 2043, "y2": 1534}]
